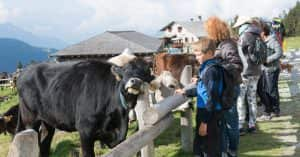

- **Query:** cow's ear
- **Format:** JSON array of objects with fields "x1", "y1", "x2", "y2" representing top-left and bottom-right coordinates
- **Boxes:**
[
  {"x1": 3, "y1": 115, "x2": 13, "y2": 123},
  {"x1": 146, "y1": 75, "x2": 155, "y2": 83},
  {"x1": 149, "y1": 76, "x2": 161, "y2": 91},
  {"x1": 111, "y1": 66, "x2": 124, "y2": 81}
]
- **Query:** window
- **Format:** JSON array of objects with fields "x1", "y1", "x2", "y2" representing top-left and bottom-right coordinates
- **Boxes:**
[
  {"x1": 178, "y1": 26, "x2": 182, "y2": 33},
  {"x1": 167, "y1": 26, "x2": 172, "y2": 32}
]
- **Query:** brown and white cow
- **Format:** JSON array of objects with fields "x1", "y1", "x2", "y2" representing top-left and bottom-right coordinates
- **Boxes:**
[
  {"x1": 153, "y1": 53, "x2": 199, "y2": 82},
  {"x1": 0, "y1": 105, "x2": 19, "y2": 136}
]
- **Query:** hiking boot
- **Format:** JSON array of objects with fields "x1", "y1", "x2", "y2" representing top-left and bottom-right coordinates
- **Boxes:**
[
  {"x1": 247, "y1": 126, "x2": 256, "y2": 133},
  {"x1": 257, "y1": 114, "x2": 272, "y2": 121},
  {"x1": 271, "y1": 112, "x2": 280, "y2": 117},
  {"x1": 227, "y1": 150, "x2": 237, "y2": 157},
  {"x1": 239, "y1": 128, "x2": 247, "y2": 136}
]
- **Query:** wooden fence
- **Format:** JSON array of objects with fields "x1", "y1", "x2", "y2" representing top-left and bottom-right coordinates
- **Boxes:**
[{"x1": 0, "y1": 78, "x2": 12, "y2": 87}]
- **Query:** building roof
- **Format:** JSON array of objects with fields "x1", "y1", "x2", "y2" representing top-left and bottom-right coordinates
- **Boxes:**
[
  {"x1": 52, "y1": 31, "x2": 162, "y2": 57},
  {"x1": 160, "y1": 21, "x2": 207, "y2": 37}
]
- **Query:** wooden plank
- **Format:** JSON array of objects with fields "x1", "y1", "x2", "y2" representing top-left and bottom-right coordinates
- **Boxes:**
[
  {"x1": 142, "y1": 94, "x2": 188, "y2": 125},
  {"x1": 135, "y1": 84, "x2": 154, "y2": 157},
  {"x1": 7, "y1": 129, "x2": 39, "y2": 157},
  {"x1": 179, "y1": 65, "x2": 193, "y2": 152},
  {"x1": 0, "y1": 84, "x2": 11, "y2": 87},
  {"x1": 103, "y1": 114, "x2": 173, "y2": 157},
  {"x1": 288, "y1": 67, "x2": 300, "y2": 97}
]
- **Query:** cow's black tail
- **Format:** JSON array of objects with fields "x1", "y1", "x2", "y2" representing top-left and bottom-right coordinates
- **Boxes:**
[{"x1": 15, "y1": 104, "x2": 25, "y2": 134}]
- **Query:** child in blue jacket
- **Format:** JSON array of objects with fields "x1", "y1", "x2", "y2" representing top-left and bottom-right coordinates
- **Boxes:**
[{"x1": 176, "y1": 38, "x2": 224, "y2": 157}]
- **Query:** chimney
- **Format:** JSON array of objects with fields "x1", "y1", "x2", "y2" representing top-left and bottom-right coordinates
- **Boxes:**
[{"x1": 198, "y1": 16, "x2": 202, "y2": 21}]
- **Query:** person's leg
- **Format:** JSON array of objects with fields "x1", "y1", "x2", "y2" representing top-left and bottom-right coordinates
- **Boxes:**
[
  {"x1": 205, "y1": 112, "x2": 222, "y2": 157},
  {"x1": 247, "y1": 76, "x2": 260, "y2": 131},
  {"x1": 226, "y1": 105, "x2": 239, "y2": 156},
  {"x1": 270, "y1": 70, "x2": 281, "y2": 116},
  {"x1": 257, "y1": 74, "x2": 265, "y2": 106},
  {"x1": 221, "y1": 115, "x2": 228, "y2": 154},
  {"x1": 237, "y1": 80, "x2": 248, "y2": 131},
  {"x1": 194, "y1": 109, "x2": 206, "y2": 156},
  {"x1": 257, "y1": 72, "x2": 272, "y2": 121},
  {"x1": 222, "y1": 86, "x2": 240, "y2": 157}
]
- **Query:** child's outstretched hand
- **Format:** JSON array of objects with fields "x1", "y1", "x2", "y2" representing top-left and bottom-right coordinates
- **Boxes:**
[
  {"x1": 175, "y1": 89, "x2": 185, "y2": 95},
  {"x1": 199, "y1": 122, "x2": 207, "y2": 136},
  {"x1": 191, "y1": 77, "x2": 198, "y2": 84}
]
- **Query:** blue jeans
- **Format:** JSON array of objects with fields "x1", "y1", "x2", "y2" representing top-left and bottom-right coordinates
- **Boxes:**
[{"x1": 222, "y1": 86, "x2": 240, "y2": 153}]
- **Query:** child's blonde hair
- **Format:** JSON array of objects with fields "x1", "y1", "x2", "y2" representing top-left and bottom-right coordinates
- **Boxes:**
[{"x1": 191, "y1": 38, "x2": 216, "y2": 54}]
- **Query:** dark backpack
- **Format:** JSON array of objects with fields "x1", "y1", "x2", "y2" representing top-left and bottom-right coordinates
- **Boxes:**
[
  {"x1": 216, "y1": 40, "x2": 243, "y2": 85},
  {"x1": 202, "y1": 63, "x2": 235, "y2": 110},
  {"x1": 248, "y1": 35, "x2": 267, "y2": 65}
]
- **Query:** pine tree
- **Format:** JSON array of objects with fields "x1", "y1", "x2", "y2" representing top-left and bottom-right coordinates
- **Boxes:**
[
  {"x1": 17, "y1": 61, "x2": 23, "y2": 69},
  {"x1": 282, "y1": 1, "x2": 300, "y2": 36}
]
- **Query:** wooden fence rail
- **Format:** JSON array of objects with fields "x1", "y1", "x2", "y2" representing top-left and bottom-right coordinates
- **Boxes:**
[{"x1": 0, "y1": 78, "x2": 12, "y2": 87}]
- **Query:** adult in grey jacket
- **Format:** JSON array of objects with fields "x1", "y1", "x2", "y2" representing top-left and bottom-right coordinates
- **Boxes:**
[
  {"x1": 258, "y1": 24, "x2": 283, "y2": 120},
  {"x1": 233, "y1": 16, "x2": 263, "y2": 134}
]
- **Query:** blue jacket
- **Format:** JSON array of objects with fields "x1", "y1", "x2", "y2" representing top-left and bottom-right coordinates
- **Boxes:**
[{"x1": 185, "y1": 58, "x2": 224, "y2": 122}]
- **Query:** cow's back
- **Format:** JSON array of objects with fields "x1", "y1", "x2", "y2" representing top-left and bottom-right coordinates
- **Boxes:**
[
  {"x1": 153, "y1": 53, "x2": 198, "y2": 81},
  {"x1": 17, "y1": 61, "x2": 118, "y2": 131}
]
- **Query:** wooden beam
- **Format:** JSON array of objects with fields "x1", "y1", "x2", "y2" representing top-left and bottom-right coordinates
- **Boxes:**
[
  {"x1": 135, "y1": 84, "x2": 154, "y2": 157},
  {"x1": 142, "y1": 94, "x2": 188, "y2": 125},
  {"x1": 179, "y1": 65, "x2": 193, "y2": 152},
  {"x1": 103, "y1": 114, "x2": 173, "y2": 157}
]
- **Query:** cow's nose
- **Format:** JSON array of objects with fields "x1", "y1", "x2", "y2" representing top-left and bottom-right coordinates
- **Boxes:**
[
  {"x1": 130, "y1": 79, "x2": 136, "y2": 84},
  {"x1": 130, "y1": 78, "x2": 142, "y2": 86},
  {"x1": 168, "y1": 85, "x2": 175, "y2": 89}
]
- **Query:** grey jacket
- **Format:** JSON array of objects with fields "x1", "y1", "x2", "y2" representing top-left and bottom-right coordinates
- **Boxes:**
[
  {"x1": 238, "y1": 24, "x2": 262, "y2": 78},
  {"x1": 263, "y1": 35, "x2": 283, "y2": 73}
]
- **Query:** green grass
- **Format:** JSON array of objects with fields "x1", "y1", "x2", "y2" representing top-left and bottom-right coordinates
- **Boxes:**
[
  {"x1": 0, "y1": 80, "x2": 300, "y2": 157},
  {"x1": 0, "y1": 88, "x2": 18, "y2": 157},
  {"x1": 0, "y1": 88, "x2": 16, "y2": 97},
  {"x1": 285, "y1": 36, "x2": 300, "y2": 50},
  {"x1": 238, "y1": 79, "x2": 300, "y2": 157}
]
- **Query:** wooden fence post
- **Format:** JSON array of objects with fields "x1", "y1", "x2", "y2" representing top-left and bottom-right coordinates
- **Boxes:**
[
  {"x1": 103, "y1": 115, "x2": 173, "y2": 157},
  {"x1": 7, "y1": 129, "x2": 39, "y2": 157},
  {"x1": 135, "y1": 84, "x2": 154, "y2": 157},
  {"x1": 179, "y1": 65, "x2": 193, "y2": 152}
]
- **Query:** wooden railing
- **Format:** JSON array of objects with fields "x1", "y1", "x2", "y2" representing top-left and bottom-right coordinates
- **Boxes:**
[{"x1": 0, "y1": 78, "x2": 12, "y2": 87}]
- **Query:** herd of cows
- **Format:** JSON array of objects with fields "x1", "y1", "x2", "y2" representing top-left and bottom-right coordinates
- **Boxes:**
[{"x1": 0, "y1": 52, "x2": 198, "y2": 157}]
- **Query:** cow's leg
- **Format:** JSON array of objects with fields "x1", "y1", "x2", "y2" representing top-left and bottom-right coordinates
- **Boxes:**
[
  {"x1": 39, "y1": 123, "x2": 55, "y2": 157},
  {"x1": 16, "y1": 98, "x2": 37, "y2": 132},
  {"x1": 79, "y1": 132, "x2": 95, "y2": 157},
  {"x1": 16, "y1": 106, "x2": 25, "y2": 133}
]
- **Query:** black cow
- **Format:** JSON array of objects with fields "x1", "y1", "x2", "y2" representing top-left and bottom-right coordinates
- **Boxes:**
[
  {"x1": 16, "y1": 58, "x2": 154, "y2": 157},
  {"x1": 0, "y1": 104, "x2": 19, "y2": 136}
]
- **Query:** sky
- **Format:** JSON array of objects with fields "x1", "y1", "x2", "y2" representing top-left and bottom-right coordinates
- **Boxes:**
[{"x1": 0, "y1": 0, "x2": 298, "y2": 44}]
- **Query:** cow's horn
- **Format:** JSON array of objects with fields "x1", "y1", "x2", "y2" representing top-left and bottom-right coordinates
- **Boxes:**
[
  {"x1": 108, "y1": 48, "x2": 136, "y2": 67},
  {"x1": 3, "y1": 115, "x2": 13, "y2": 123}
]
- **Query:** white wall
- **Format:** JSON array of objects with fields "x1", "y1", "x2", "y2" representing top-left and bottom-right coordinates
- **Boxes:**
[{"x1": 163, "y1": 23, "x2": 198, "y2": 44}]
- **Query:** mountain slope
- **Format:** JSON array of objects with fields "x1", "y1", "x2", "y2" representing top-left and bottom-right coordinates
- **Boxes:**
[
  {"x1": 0, "y1": 38, "x2": 56, "y2": 72},
  {"x1": 0, "y1": 23, "x2": 67, "y2": 49}
]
